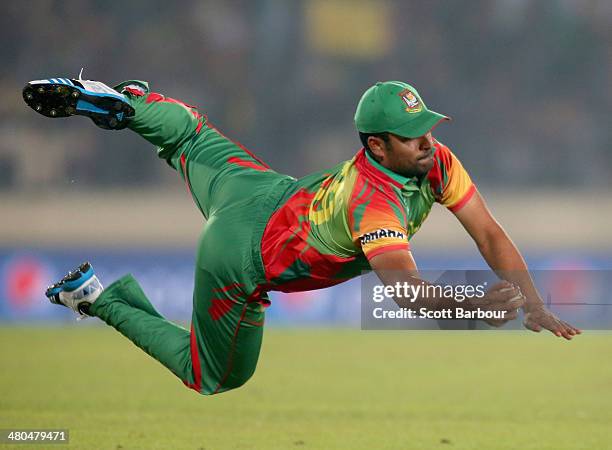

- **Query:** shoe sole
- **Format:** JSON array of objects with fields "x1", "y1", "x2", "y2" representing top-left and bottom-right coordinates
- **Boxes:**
[{"x1": 22, "y1": 83, "x2": 134, "y2": 130}]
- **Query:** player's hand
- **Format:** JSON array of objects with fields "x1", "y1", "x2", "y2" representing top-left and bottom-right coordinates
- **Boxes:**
[
  {"x1": 523, "y1": 304, "x2": 582, "y2": 340},
  {"x1": 469, "y1": 281, "x2": 526, "y2": 327}
]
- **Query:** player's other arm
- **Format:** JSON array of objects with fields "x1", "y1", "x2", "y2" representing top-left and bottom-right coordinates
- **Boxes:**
[
  {"x1": 453, "y1": 190, "x2": 581, "y2": 339},
  {"x1": 367, "y1": 248, "x2": 525, "y2": 326}
]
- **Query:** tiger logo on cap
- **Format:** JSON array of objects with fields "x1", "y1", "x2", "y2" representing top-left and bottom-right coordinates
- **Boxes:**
[{"x1": 398, "y1": 89, "x2": 422, "y2": 113}]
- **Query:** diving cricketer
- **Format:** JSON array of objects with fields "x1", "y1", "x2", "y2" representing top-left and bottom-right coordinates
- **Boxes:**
[{"x1": 22, "y1": 77, "x2": 581, "y2": 395}]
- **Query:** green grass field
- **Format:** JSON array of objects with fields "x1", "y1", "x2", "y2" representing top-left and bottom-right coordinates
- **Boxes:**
[{"x1": 0, "y1": 327, "x2": 610, "y2": 450}]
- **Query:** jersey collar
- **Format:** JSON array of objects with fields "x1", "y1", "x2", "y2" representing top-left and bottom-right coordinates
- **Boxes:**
[{"x1": 364, "y1": 149, "x2": 419, "y2": 187}]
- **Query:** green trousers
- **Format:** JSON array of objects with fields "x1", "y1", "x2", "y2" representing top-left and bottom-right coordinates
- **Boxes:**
[{"x1": 89, "y1": 84, "x2": 293, "y2": 395}]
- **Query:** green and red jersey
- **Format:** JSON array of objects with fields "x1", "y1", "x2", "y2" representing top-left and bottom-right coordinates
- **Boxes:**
[{"x1": 261, "y1": 140, "x2": 476, "y2": 292}]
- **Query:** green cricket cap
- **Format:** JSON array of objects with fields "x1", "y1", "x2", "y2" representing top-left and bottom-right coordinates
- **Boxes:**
[{"x1": 354, "y1": 81, "x2": 449, "y2": 138}]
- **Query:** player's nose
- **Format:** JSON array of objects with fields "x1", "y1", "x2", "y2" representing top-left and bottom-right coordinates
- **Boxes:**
[{"x1": 420, "y1": 132, "x2": 433, "y2": 149}]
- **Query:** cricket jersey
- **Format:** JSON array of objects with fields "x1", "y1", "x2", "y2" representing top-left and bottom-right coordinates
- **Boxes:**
[{"x1": 261, "y1": 140, "x2": 476, "y2": 292}]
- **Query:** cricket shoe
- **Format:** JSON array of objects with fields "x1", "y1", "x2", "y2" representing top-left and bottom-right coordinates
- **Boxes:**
[
  {"x1": 45, "y1": 262, "x2": 103, "y2": 318},
  {"x1": 23, "y1": 77, "x2": 135, "y2": 130}
]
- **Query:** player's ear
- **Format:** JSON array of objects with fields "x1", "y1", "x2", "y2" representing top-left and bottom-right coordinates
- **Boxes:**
[{"x1": 367, "y1": 136, "x2": 387, "y2": 162}]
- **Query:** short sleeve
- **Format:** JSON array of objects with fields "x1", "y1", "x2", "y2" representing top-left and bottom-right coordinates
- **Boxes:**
[
  {"x1": 427, "y1": 142, "x2": 476, "y2": 212},
  {"x1": 349, "y1": 181, "x2": 410, "y2": 259}
]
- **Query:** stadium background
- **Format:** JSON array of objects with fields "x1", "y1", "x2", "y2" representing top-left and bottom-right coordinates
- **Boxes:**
[{"x1": 1, "y1": 1, "x2": 611, "y2": 449}]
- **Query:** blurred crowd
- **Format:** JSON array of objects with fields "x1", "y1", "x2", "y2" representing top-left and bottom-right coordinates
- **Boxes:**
[{"x1": 1, "y1": 0, "x2": 610, "y2": 192}]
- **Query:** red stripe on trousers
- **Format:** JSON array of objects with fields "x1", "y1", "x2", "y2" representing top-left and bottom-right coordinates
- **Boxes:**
[
  {"x1": 184, "y1": 323, "x2": 202, "y2": 393},
  {"x1": 227, "y1": 156, "x2": 269, "y2": 172},
  {"x1": 208, "y1": 122, "x2": 271, "y2": 169},
  {"x1": 145, "y1": 92, "x2": 205, "y2": 134}
]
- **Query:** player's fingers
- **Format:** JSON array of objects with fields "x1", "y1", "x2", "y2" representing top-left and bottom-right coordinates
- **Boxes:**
[
  {"x1": 559, "y1": 328, "x2": 573, "y2": 340},
  {"x1": 550, "y1": 323, "x2": 573, "y2": 340},
  {"x1": 562, "y1": 320, "x2": 582, "y2": 335},
  {"x1": 561, "y1": 323, "x2": 578, "y2": 339},
  {"x1": 564, "y1": 326, "x2": 577, "y2": 336},
  {"x1": 551, "y1": 319, "x2": 576, "y2": 339}
]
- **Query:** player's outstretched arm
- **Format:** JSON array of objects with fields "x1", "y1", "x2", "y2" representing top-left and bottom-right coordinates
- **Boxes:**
[{"x1": 453, "y1": 190, "x2": 582, "y2": 340}]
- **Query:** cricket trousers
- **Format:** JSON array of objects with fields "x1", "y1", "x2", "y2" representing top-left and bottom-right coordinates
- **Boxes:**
[{"x1": 89, "y1": 82, "x2": 293, "y2": 395}]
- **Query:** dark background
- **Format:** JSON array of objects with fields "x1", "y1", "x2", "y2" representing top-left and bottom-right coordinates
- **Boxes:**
[{"x1": 2, "y1": 0, "x2": 610, "y2": 192}]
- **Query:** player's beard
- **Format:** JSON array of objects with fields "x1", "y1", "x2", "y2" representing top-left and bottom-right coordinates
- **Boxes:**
[{"x1": 395, "y1": 154, "x2": 434, "y2": 179}]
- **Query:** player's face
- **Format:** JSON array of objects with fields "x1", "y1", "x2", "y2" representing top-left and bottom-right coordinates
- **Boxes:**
[{"x1": 373, "y1": 132, "x2": 435, "y2": 178}]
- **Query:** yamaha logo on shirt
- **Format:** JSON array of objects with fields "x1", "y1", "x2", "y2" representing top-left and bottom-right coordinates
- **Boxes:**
[{"x1": 360, "y1": 229, "x2": 406, "y2": 245}]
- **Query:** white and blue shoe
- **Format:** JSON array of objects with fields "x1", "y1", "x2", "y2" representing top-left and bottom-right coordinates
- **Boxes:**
[
  {"x1": 45, "y1": 262, "x2": 104, "y2": 317},
  {"x1": 23, "y1": 76, "x2": 135, "y2": 130}
]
